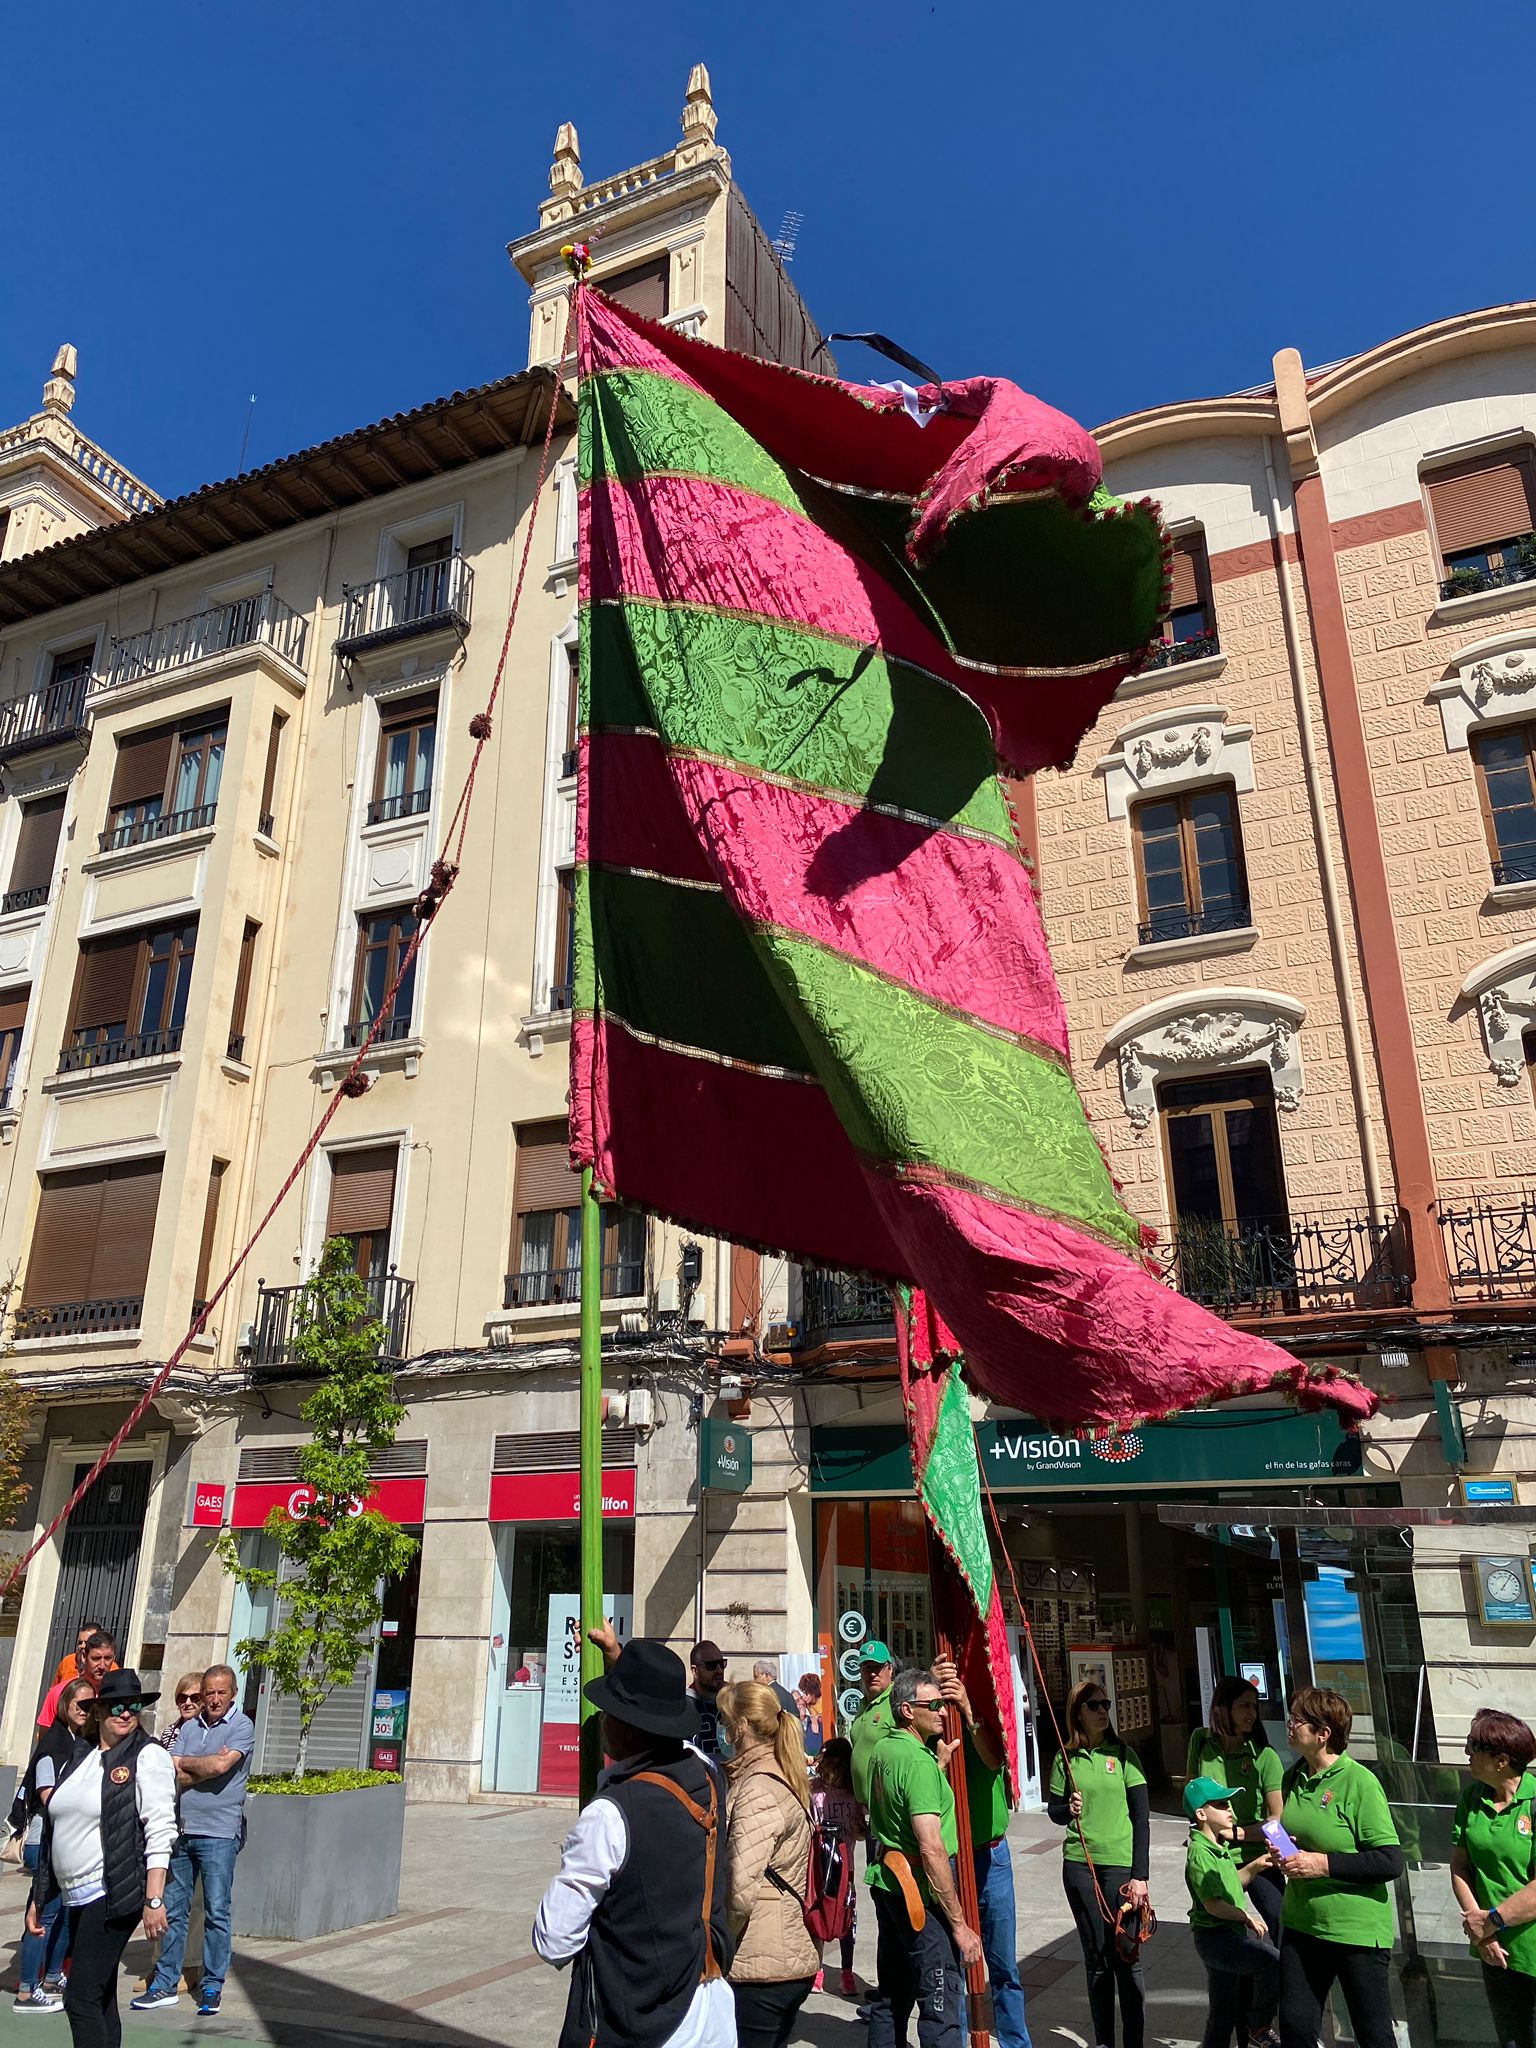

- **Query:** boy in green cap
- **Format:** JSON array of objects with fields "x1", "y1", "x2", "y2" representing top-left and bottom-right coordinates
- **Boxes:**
[{"x1": 1184, "y1": 1775, "x2": 1280, "y2": 2048}]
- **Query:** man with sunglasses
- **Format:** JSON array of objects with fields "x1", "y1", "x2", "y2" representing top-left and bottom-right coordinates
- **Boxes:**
[
  {"x1": 688, "y1": 1642, "x2": 733, "y2": 1761},
  {"x1": 866, "y1": 1668, "x2": 984, "y2": 2048}
]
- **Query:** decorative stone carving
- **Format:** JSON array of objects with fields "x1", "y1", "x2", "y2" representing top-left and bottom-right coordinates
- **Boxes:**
[
  {"x1": 547, "y1": 122, "x2": 583, "y2": 214},
  {"x1": 675, "y1": 63, "x2": 720, "y2": 169},
  {"x1": 1095, "y1": 706, "x2": 1254, "y2": 821},
  {"x1": 1466, "y1": 944, "x2": 1536, "y2": 1084},
  {"x1": 1430, "y1": 632, "x2": 1536, "y2": 752},
  {"x1": 1105, "y1": 989, "x2": 1307, "y2": 1133}
]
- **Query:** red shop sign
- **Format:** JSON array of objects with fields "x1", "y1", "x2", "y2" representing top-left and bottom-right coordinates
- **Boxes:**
[
  {"x1": 230, "y1": 1476, "x2": 427, "y2": 1529},
  {"x1": 488, "y1": 1469, "x2": 636, "y2": 1523},
  {"x1": 189, "y1": 1483, "x2": 227, "y2": 1529}
]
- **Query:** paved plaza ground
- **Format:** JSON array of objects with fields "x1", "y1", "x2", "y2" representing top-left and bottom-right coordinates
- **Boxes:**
[{"x1": 0, "y1": 1801, "x2": 1486, "y2": 2046}]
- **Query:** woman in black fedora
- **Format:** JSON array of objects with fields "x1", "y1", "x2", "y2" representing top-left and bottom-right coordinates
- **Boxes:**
[
  {"x1": 27, "y1": 1669, "x2": 179, "y2": 2048},
  {"x1": 534, "y1": 1629, "x2": 736, "y2": 2048}
]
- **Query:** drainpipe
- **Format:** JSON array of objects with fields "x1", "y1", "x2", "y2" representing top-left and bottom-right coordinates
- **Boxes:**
[{"x1": 1263, "y1": 437, "x2": 1387, "y2": 1223}]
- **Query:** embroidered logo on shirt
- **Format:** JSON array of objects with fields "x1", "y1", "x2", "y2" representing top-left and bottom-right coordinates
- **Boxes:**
[
  {"x1": 109, "y1": 1766, "x2": 131, "y2": 1784},
  {"x1": 1105, "y1": 1758, "x2": 1117, "y2": 1775},
  {"x1": 1520, "y1": 1814, "x2": 1532, "y2": 1837},
  {"x1": 1319, "y1": 1790, "x2": 1333, "y2": 1808}
]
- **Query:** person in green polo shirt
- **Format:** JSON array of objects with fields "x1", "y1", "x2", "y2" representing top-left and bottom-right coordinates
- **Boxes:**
[
  {"x1": 1047, "y1": 1678, "x2": 1151, "y2": 2048},
  {"x1": 934, "y1": 1655, "x2": 1030, "y2": 2048},
  {"x1": 1272, "y1": 1686, "x2": 1404, "y2": 2048},
  {"x1": 1183, "y1": 1775, "x2": 1280, "y2": 2048},
  {"x1": 1451, "y1": 1707, "x2": 1536, "y2": 2048},
  {"x1": 1188, "y1": 1676, "x2": 1286, "y2": 1954},
  {"x1": 850, "y1": 1640, "x2": 898, "y2": 1808}
]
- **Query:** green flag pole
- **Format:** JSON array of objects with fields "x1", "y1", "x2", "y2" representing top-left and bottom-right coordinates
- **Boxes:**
[{"x1": 578, "y1": 1166, "x2": 604, "y2": 1805}]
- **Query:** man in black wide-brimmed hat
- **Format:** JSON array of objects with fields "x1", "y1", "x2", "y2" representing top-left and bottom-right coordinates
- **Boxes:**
[{"x1": 533, "y1": 1632, "x2": 735, "y2": 2048}]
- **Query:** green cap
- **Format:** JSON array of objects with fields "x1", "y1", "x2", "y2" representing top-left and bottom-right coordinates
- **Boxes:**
[
  {"x1": 858, "y1": 1640, "x2": 893, "y2": 1667},
  {"x1": 1183, "y1": 1774, "x2": 1238, "y2": 1821}
]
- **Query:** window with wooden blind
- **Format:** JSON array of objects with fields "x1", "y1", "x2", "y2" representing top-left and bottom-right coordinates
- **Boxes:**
[
  {"x1": 369, "y1": 694, "x2": 437, "y2": 826},
  {"x1": 1473, "y1": 722, "x2": 1536, "y2": 885},
  {"x1": 1132, "y1": 785, "x2": 1249, "y2": 945},
  {"x1": 325, "y1": 1146, "x2": 397, "y2": 1283},
  {"x1": 5, "y1": 792, "x2": 65, "y2": 911},
  {"x1": 551, "y1": 871, "x2": 576, "y2": 1013},
  {"x1": 103, "y1": 716, "x2": 227, "y2": 851},
  {"x1": 0, "y1": 987, "x2": 28, "y2": 1108},
  {"x1": 561, "y1": 642, "x2": 579, "y2": 778},
  {"x1": 228, "y1": 921, "x2": 259, "y2": 1061},
  {"x1": 346, "y1": 909, "x2": 418, "y2": 1047},
  {"x1": 1163, "y1": 535, "x2": 1216, "y2": 649},
  {"x1": 1428, "y1": 449, "x2": 1536, "y2": 595},
  {"x1": 20, "y1": 1156, "x2": 163, "y2": 1335},
  {"x1": 65, "y1": 920, "x2": 198, "y2": 1070},
  {"x1": 194, "y1": 1160, "x2": 226, "y2": 1310},
  {"x1": 507, "y1": 1120, "x2": 644, "y2": 1307},
  {"x1": 259, "y1": 713, "x2": 286, "y2": 837},
  {"x1": 601, "y1": 257, "x2": 669, "y2": 321}
]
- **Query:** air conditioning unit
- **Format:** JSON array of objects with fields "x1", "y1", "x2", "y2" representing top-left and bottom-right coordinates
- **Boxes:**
[
  {"x1": 685, "y1": 1298, "x2": 707, "y2": 1327},
  {"x1": 627, "y1": 1386, "x2": 654, "y2": 1430},
  {"x1": 656, "y1": 1278, "x2": 680, "y2": 1314}
]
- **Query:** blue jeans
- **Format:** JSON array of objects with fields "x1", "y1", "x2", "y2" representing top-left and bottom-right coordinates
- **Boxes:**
[
  {"x1": 18, "y1": 1842, "x2": 67, "y2": 1989},
  {"x1": 150, "y1": 1835, "x2": 240, "y2": 2000},
  {"x1": 973, "y1": 1838, "x2": 1031, "y2": 2048}
]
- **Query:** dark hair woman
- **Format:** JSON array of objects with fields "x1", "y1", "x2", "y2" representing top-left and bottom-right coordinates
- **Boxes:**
[
  {"x1": 1451, "y1": 1708, "x2": 1536, "y2": 2048},
  {"x1": 1048, "y1": 1677, "x2": 1151, "y2": 2048},
  {"x1": 13, "y1": 1678, "x2": 94, "y2": 2012},
  {"x1": 1273, "y1": 1686, "x2": 1404, "y2": 2048},
  {"x1": 27, "y1": 1670, "x2": 178, "y2": 2048}
]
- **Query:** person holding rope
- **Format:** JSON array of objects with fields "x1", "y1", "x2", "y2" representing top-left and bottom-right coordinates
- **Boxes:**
[
  {"x1": 933, "y1": 1654, "x2": 1031, "y2": 2048},
  {"x1": 1047, "y1": 1677, "x2": 1152, "y2": 2048}
]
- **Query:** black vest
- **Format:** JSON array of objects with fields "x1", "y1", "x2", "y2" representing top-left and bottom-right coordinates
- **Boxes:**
[
  {"x1": 558, "y1": 1748, "x2": 733, "y2": 2048},
  {"x1": 36, "y1": 1729, "x2": 156, "y2": 1922}
]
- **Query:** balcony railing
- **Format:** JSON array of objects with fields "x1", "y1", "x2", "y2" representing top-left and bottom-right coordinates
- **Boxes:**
[
  {"x1": 251, "y1": 1271, "x2": 414, "y2": 1370},
  {"x1": 59, "y1": 1025, "x2": 182, "y2": 1074},
  {"x1": 1493, "y1": 852, "x2": 1536, "y2": 887},
  {"x1": 1138, "y1": 629, "x2": 1220, "y2": 674},
  {"x1": 800, "y1": 1270, "x2": 896, "y2": 1345},
  {"x1": 503, "y1": 1257, "x2": 645, "y2": 1309},
  {"x1": 549, "y1": 982, "x2": 574, "y2": 1014},
  {"x1": 1439, "y1": 1194, "x2": 1536, "y2": 1301},
  {"x1": 103, "y1": 590, "x2": 309, "y2": 692},
  {"x1": 1439, "y1": 554, "x2": 1536, "y2": 603},
  {"x1": 341, "y1": 1012, "x2": 415, "y2": 1050},
  {"x1": 226, "y1": 1032, "x2": 246, "y2": 1062},
  {"x1": 0, "y1": 675, "x2": 90, "y2": 765},
  {"x1": 16, "y1": 1296, "x2": 143, "y2": 1340},
  {"x1": 560, "y1": 746, "x2": 579, "y2": 780},
  {"x1": 1148, "y1": 1210, "x2": 1411, "y2": 1316},
  {"x1": 337, "y1": 555, "x2": 473, "y2": 655},
  {"x1": 98, "y1": 802, "x2": 217, "y2": 855},
  {"x1": 0, "y1": 884, "x2": 49, "y2": 916},
  {"x1": 258, "y1": 810, "x2": 275, "y2": 839},
  {"x1": 365, "y1": 787, "x2": 431, "y2": 828},
  {"x1": 1137, "y1": 900, "x2": 1251, "y2": 947}
]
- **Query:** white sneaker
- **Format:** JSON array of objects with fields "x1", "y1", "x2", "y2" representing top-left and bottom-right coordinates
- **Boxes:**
[{"x1": 13, "y1": 1989, "x2": 63, "y2": 2014}]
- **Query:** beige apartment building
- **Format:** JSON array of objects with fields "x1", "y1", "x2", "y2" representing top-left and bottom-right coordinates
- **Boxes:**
[{"x1": 0, "y1": 59, "x2": 1533, "y2": 1858}]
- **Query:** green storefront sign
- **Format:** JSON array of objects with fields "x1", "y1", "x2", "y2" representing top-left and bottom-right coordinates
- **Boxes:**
[
  {"x1": 700, "y1": 1417, "x2": 753, "y2": 1493},
  {"x1": 811, "y1": 1407, "x2": 1362, "y2": 1496}
]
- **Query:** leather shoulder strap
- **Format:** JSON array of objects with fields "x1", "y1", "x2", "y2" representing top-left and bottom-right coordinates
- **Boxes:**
[{"x1": 631, "y1": 1770, "x2": 722, "y2": 1983}]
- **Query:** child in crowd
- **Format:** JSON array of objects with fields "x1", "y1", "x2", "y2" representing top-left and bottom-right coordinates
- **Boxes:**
[
  {"x1": 1184, "y1": 1775, "x2": 1281, "y2": 2048},
  {"x1": 809, "y1": 1737, "x2": 861, "y2": 1995}
]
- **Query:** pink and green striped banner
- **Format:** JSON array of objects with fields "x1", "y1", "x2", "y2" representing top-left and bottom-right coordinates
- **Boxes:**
[{"x1": 570, "y1": 288, "x2": 1375, "y2": 1430}]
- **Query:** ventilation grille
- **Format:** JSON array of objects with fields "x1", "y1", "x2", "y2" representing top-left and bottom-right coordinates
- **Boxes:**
[
  {"x1": 493, "y1": 1427, "x2": 636, "y2": 1473},
  {"x1": 237, "y1": 1438, "x2": 428, "y2": 1484}
]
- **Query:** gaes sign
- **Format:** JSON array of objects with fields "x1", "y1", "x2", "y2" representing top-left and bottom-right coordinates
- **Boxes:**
[{"x1": 700, "y1": 1418, "x2": 751, "y2": 1494}]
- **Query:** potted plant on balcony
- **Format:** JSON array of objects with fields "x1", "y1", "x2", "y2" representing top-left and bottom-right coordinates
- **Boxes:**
[
  {"x1": 219, "y1": 1238, "x2": 418, "y2": 1939},
  {"x1": 1445, "y1": 565, "x2": 1489, "y2": 597}
]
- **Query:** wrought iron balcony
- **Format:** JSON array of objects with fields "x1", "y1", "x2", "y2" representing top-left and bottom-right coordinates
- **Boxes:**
[
  {"x1": 1137, "y1": 900, "x2": 1252, "y2": 947},
  {"x1": 226, "y1": 1032, "x2": 246, "y2": 1062},
  {"x1": 0, "y1": 884, "x2": 49, "y2": 916},
  {"x1": 1492, "y1": 852, "x2": 1536, "y2": 887},
  {"x1": 59, "y1": 1025, "x2": 182, "y2": 1074},
  {"x1": 503, "y1": 1257, "x2": 645, "y2": 1309},
  {"x1": 98, "y1": 802, "x2": 217, "y2": 854},
  {"x1": 337, "y1": 555, "x2": 473, "y2": 656},
  {"x1": 251, "y1": 1271, "x2": 414, "y2": 1370},
  {"x1": 1439, "y1": 555, "x2": 1536, "y2": 603},
  {"x1": 1148, "y1": 1210, "x2": 1411, "y2": 1316},
  {"x1": 258, "y1": 810, "x2": 275, "y2": 839},
  {"x1": 341, "y1": 1012, "x2": 415, "y2": 1050},
  {"x1": 103, "y1": 590, "x2": 309, "y2": 691},
  {"x1": 1138, "y1": 629, "x2": 1220, "y2": 673},
  {"x1": 365, "y1": 787, "x2": 431, "y2": 828},
  {"x1": 549, "y1": 982, "x2": 574, "y2": 1014},
  {"x1": 800, "y1": 1269, "x2": 896, "y2": 1346},
  {"x1": 561, "y1": 746, "x2": 579, "y2": 779},
  {"x1": 1439, "y1": 1194, "x2": 1536, "y2": 1301},
  {"x1": 16, "y1": 1296, "x2": 143, "y2": 1340},
  {"x1": 0, "y1": 675, "x2": 90, "y2": 766}
]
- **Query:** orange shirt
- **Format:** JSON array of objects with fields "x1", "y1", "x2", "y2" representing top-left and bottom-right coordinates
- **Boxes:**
[{"x1": 47, "y1": 1654, "x2": 118, "y2": 1688}]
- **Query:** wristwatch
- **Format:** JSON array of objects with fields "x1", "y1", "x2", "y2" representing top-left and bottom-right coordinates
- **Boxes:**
[
  {"x1": 146, "y1": 1896, "x2": 164, "y2": 1910},
  {"x1": 1489, "y1": 1906, "x2": 1508, "y2": 1934}
]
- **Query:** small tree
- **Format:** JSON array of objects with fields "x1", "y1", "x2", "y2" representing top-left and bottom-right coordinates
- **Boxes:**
[
  {"x1": 0, "y1": 1274, "x2": 35, "y2": 1533},
  {"x1": 220, "y1": 1238, "x2": 418, "y2": 1779}
]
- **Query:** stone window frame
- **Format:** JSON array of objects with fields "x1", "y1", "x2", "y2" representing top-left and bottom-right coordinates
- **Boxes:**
[
  {"x1": 1103, "y1": 986, "x2": 1307, "y2": 1135},
  {"x1": 1428, "y1": 629, "x2": 1536, "y2": 901},
  {"x1": 1464, "y1": 939, "x2": 1536, "y2": 1088}
]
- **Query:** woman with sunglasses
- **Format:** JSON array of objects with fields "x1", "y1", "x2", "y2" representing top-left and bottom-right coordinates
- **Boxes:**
[
  {"x1": 1271, "y1": 1686, "x2": 1403, "y2": 2048},
  {"x1": 1048, "y1": 1678, "x2": 1151, "y2": 2048},
  {"x1": 13, "y1": 1678, "x2": 94, "y2": 2013},
  {"x1": 157, "y1": 1674, "x2": 204, "y2": 1749},
  {"x1": 26, "y1": 1669, "x2": 178, "y2": 2048},
  {"x1": 1451, "y1": 1709, "x2": 1536, "y2": 2048}
]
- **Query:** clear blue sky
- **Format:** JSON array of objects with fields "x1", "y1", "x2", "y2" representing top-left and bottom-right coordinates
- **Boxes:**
[{"x1": 5, "y1": 0, "x2": 1532, "y2": 502}]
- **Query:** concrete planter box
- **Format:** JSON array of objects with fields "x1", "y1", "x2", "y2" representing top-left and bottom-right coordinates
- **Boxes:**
[{"x1": 232, "y1": 1781, "x2": 405, "y2": 1940}]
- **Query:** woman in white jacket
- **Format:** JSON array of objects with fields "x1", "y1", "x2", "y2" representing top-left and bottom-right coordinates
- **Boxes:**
[{"x1": 27, "y1": 1669, "x2": 178, "y2": 2048}]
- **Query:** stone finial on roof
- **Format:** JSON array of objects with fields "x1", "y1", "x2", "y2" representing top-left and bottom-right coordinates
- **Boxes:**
[
  {"x1": 43, "y1": 343, "x2": 78, "y2": 416},
  {"x1": 547, "y1": 122, "x2": 583, "y2": 219},
  {"x1": 675, "y1": 63, "x2": 720, "y2": 168}
]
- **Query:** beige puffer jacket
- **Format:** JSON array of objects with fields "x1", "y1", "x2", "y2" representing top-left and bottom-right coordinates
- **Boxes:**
[{"x1": 725, "y1": 1747, "x2": 818, "y2": 1984}]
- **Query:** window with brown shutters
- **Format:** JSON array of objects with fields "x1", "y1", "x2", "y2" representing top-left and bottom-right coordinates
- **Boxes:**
[
  {"x1": 1428, "y1": 450, "x2": 1536, "y2": 595},
  {"x1": 507, "y1": 1121, "x2": 643, "y2": 1307},
  {"x1": 108, "y1": 726, "x2": 175, "y2": 812},
  {"x1": 0, "y1": 986, "x2": 28, "y2": 1107},
  {"x1": 1132, "y1": 785, "x2": 1250, "y2": 945},
  {"x1": 551, "y1": 872, "x2": 576, "y2": 1013},
  {"x1": 64, "y1": 921, "x2": 197, "y2": 1070},
  {"x1": 601, "y1": 257, "x2": 669, "y2": 321},
  {"x1": 562, "y1": 642, "x2": 579, "y2": 777},
  {"x1": 1151, "y1": 534, "x2": 1216, "y2": 662},
  {"x1": 325, "y1": 1146, "x2": 398, "y2": 1284},
  {"x1": 21, "y1": 1157, "x2": 162, "y2": 1335},
  {"x1": 369, "y1": 693, "x2": 437, "y2": 826},
  {"x1": 69, "y1": 932, "x2": 140, "y2": 1042},
  {"x1": 194, "y1": 1160, "x2": 226, "y2": 1310},
  {"x1": 1473, "y1": 722, "x2": 1536, "y2": 885},
  {"x1": 103, "y1": 716, "x2": 227, "y2": 853},
  {"x1": 228, "y1": 921, "x2": 258, "y2": 1061},
  {"x1": 259, "y1": 714, "x2": 286, "y2": 837},
  {"x1": 6, "y1": 793, "x2": 65, "y2": 911}
]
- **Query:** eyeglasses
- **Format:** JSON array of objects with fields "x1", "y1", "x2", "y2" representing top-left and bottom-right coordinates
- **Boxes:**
[
  {"x1": 1083, "y1": 1698, "x2": 1111, "y2": 1711},
  {"x1": 176, "y1": 1693, "x2": 203, "y2": 1706}
]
